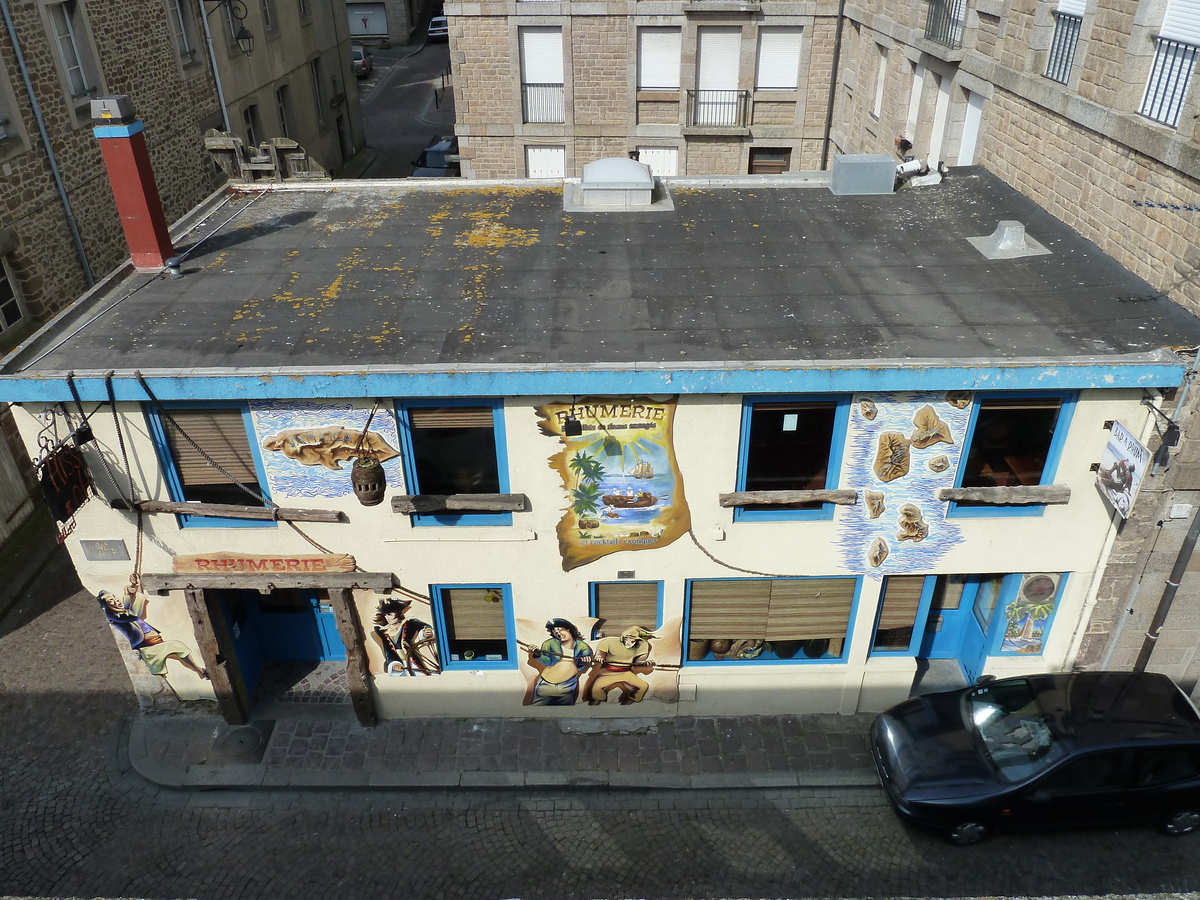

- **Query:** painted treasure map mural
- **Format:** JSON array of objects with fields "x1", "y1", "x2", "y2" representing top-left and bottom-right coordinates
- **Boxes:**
[
  {"x1": 250, "y1": 400, "x2": 405, "y2": 499},
  {"x1": 537, "y1": 397, "x2": 691, "y2": 571},
  {"x1": 836, "y1": 392, "x2": 972, "y2": 576}
]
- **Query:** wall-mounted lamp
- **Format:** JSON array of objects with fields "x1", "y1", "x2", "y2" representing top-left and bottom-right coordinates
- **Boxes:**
[
  {"x1": 202, "y1": 0, "x2": 255, "y2": 56},
  {"x1": 563, "y1": 399, "x2": 583, "y2": 436}
]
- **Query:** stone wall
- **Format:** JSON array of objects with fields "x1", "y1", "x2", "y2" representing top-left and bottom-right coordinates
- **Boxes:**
[{"x1": 571, "y1": 18, "x2": 627, "y2": 128}]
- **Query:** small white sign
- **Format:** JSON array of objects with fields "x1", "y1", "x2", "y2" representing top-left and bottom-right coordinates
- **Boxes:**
[{"x1": 1096, "y1": 420, "x2": 1150, "y2": 519}]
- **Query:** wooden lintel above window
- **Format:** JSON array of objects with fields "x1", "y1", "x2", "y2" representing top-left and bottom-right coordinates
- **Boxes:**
[
  {"x1": 140, "y1": 572, "x2": 394, "y2": 594},
  {"x1": 391, "y1": 493, "x2": 527, "y2": 514},
  {"x1": 111, "y1": 498, "x2": 346, "y2": 523},
  {"x1": 937, "y1": 485, "x2": 1072, "y2": 505},
  {"x1": 719, "y1": 490, "x2": 858, "y2": 507}
]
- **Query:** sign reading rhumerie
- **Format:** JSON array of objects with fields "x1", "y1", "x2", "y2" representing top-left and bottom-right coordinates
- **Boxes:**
[{"x1": 172, "y1": 552, "x2": 357, "y2": 574}]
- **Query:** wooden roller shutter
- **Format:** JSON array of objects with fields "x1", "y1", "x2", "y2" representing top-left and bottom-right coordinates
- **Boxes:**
[
  {"x1": 764, "y1": 578, "x2": 855, "y2": 641},
  {"x1": 443, "y1": 588, "x2": 506, "y2": 640},
  {"x1": 689, "y1": 580, "x2": 770, "y2": 640},
  {"x1": 409, "y1": 407, "x2": 493, "y2": 429},
  {"x1": 163, "y1": 408, "x2": 258, "y2": 486},
  {"x1": 595, "y1": 583, "x2": 658, "y2": 636},
  {"x1": 876, "y1": 576, "x2": 925, "y2": 631}
]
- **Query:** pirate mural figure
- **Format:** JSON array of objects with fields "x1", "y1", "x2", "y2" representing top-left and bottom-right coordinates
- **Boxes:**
[
  {"x1": 97, "y1": 588, "x2": 208, "y2": 680},
  {"x1": 371, "y1": 597, "x2": 441, "y2": 676},
  {"x1": 586, "y1": 625, "x2": 657, "y2": 705},
  {"x1": 523, "y1": 618, "x2": 594, "y2": 706}
]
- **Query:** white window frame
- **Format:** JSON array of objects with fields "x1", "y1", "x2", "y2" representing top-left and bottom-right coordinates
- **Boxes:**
[
  {"x1": 275, "y1": 84, "x2": 291, "y2": 138},
  {"x1": 0, "y1": 256, "x2": 29, "y2": 340},
  {"x1": 165, "y1": 0, "x2": 197, "y2": 60},
  {"x1": 638, "y1": 27, "x2": 681, "y2": 90},
  {"x1": 45, "y1": 1, "x2": 99, "y2": 103},
  {"x1": 755, "y1": 26, "x2": 802, "y2": 91},
  {"x1": 871, "y1": 44, "x2": 888, "y2": 118}
]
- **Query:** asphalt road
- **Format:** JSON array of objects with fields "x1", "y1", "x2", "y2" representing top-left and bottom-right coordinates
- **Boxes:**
[
  {"x1": 3, "y1": 545, "x2": 1200, "y2": 899},
  {"x1": 357, "y1": 41, "x2": 454, "y2": 179}
]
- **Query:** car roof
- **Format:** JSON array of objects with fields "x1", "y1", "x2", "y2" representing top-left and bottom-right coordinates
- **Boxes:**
[{"x1": 1021, "y1": 672, "x2": 1200, "y2": 748}]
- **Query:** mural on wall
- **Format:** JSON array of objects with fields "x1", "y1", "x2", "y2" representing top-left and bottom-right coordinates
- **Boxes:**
[
  {"x1": 98, "y1": 588, "x2": 209, "y2": 695},
  {"x1": 250, "y1": 400, "x2": 404, "y2": 499},
  {"x1": 536, "y1": 397, "x2": 691, "y2": 571},
  {"x1": 1000, "y1": 574, "x2": 1063, "y2": 654},
  {"x1": 517, "y1": 616, "x2": 683, "y2": 706},
  {"x1": 837, "y1": 392, "x2": 972, "y2": 576},
  {"x1": 370, "y1": 596, "x2": 442, "y2": 676}
]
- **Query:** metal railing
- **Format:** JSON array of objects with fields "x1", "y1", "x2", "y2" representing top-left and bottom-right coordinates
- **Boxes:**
[
  {"x1": 1140, "y1": 35, "x2": 1200, "y2": 127},
  {"x1": 522, "y1": 83, "x2": 565, "y2": 123},
  {"x1": 1044, "y1": 11, "x2": 1082, "y2": 83},
  {"x1": 925, "y1": 0, "x2": 966, "y2": 48},
  {"x1": 686, "y1": 89, "x2": 750, "y2": 127}
]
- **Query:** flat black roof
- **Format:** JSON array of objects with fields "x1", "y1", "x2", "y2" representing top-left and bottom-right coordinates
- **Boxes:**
[{"x1": 7, "y1": 167, "x2": 1200, "y2": 376}]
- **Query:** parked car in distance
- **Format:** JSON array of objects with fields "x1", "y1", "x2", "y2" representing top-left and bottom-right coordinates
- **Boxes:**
[
  {"x1": 411, "y1": 134, "x2": 460, "y2": 178},
  {"x1": 427, "y1": 15, "x2": 449, "y2": 41},
  {"x1": 352, "y1": 45, "x2": 373, "y2": 78},
  {"x1": 871, "y1": 671, "x2": 1200, "y2": 845}
]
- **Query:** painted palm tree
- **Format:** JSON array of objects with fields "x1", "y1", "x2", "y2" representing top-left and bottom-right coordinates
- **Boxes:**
[{"x1": 1006, "y1": 599, "x2": 1056, "y2": 642}]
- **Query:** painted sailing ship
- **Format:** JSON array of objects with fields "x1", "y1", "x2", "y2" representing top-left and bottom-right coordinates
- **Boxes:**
[{"x1": 631, "y1": 460, "x2": 654, "y2": 479}]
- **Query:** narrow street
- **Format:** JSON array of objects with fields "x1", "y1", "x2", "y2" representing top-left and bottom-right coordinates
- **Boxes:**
[
  {"x1": 356, "y1": 40, "x2": 454, "y2": 179},
  {"x1": 2, "y1": 536, "x2": 1200, "y2": 899}
]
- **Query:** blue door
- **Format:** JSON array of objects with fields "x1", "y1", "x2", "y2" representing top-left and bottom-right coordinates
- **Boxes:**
[
  {"x1": 254, "y1": 589, "x2": 346, "y2": 661},
  {"x1": 919, "y1": 574, "x2": 1005, "y2": 683}
]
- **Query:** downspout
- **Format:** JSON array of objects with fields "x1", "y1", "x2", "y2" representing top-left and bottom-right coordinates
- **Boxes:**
[
  {"x1": 0, "y1": 0, "x2": 93, "y2": 287},
  {"x1": 820, "y1": 0, "x2": 849, "y2": 170},
  {"x1": 199, "y1": 1, "x2": 232, "y2": 132}
]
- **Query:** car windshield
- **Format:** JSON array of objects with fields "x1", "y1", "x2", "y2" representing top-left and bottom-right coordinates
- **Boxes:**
[{"x1": 967, "y1": 678, "x2": 1067, "y2": 782}]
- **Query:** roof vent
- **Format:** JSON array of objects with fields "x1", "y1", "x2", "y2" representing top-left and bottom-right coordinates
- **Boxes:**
[
  {"x1": 967, "y1": 220, "x2": 1052, "y2": 260},
  {"x1": 829, "y1": 153, "x2": 895, "y2": 195},
  {"x1": 564, "y1": 157, "x2": 673, "y2": 212}
]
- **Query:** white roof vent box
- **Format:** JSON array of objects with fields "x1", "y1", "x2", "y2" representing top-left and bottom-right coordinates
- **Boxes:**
[
  {"x1": 564, "y1": 157, "x2": 674, "y2": 212},
  {"x1": 967, "y1": 220, "x2": 1052, "y2": 260}
]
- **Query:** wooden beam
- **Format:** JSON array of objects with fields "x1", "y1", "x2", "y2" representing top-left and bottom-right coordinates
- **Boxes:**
[
  {"x1": 330, "y1": 587, "x2": 376, "y2": 727},
  {"x1": 184, "y1": 588, "x2": 248, "y2": 725},
  {"x1": 937, "y1": 485, "x2": 1072, "y2": 505},
  {"x1": 141, "y1": 572, "x2": 394, "y2": 593},
  {"x1": 391, "y1": 493, "x2": 527, "y2": 514},
  {"x1": 111, "y1": 498, "x2": 345, "y2": 523},
  {"x1": 719, "y1": 490, "x2": 859, "y2": 507}
]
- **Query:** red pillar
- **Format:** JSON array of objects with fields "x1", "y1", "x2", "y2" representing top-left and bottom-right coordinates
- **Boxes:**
[{"x1": 94, "y1": 121, "x2": 175, "y2": 270}]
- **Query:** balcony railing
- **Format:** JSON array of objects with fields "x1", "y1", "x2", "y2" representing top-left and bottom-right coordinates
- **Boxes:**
[
  {"x1": 925, "y1": 0, "x2": 966, "y2": 48},
  {"x1": 686, "y1": 89, "x2": 750, "y2": 127},
  {"x1": 522, "y1": 83, "x2": 565, "y2": 124},
  {"x1": 1044, "y1": 11, "x2": 1082, "y2": 83},
  {"x1": 1140, "y1": 35, "x2": 1200, "y2": 127}
]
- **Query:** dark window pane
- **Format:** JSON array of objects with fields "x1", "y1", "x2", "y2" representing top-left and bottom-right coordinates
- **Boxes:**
[
  {"x1": 961, "y1": 399, "x2": 1061, "y2": 493},
  {"x1": 410, "y1": 407, "x2": 500, "y2": 494},
  {"x1": 744, "y1": 402, "x2": 836, "y2": 509}
]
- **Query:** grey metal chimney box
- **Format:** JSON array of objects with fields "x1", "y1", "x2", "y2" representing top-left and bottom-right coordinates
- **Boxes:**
[{"x1": 829, "y1": 154, "x2": 895, "y2": 195}]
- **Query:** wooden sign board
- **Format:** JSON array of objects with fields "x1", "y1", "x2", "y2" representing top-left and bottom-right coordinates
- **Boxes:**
[{"x1": 172, "y1": 552, "x2": 357, "y2": 574}]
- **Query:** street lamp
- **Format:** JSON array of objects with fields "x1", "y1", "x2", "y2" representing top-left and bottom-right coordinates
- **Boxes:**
[{"x1": 202, "y1": 0, "x2": 254, "y2": 57}]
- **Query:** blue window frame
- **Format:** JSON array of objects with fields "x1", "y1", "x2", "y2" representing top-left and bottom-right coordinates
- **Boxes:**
[
  {"x1": 684, "y1": 576, "x2": 860, "y2": 663},
  {"x1": 145, "y1": 401, "x2": 273, "y2": 528},
  {"x1": 870, "y1": 575, "x2": 936, "y2": 655},
  {"x1": 589, "y1": 581, "x2": 662, "y2": 640},
  {"x1": 430, "y1": 583, "x2": 515, "y2": 669},
  {"x1": 950, "y1": 392, "x2": 1076, "y2": 518},
  {"x1": 734, "y1": 395, "x2": 850, "y2": 522},
  {"x1": 396, "y1": 399, "x2": 511, "y2": 526}
]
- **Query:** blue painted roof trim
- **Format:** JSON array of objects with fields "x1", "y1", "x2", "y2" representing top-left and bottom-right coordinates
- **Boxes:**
[{"x1": 0, "y1": 357, "x2": 1185, "y2": 402}]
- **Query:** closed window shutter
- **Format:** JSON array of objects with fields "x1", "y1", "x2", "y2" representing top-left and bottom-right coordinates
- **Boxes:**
[
  {"x1": 410, "y1": 407, "x2": 493, "y2": 429},
  {"x1": 595, "y1": 583, "x2": 658, "y2": 635},
  {"x1": 1161, "y1": 0, "x2": 1200, "y2": 43},
  {"x1": 520, "y1": 27, "x2": 563, "y2": 84},
  {"x1": 1057, "y1": 0, "x2": 1087, "y2": 16},
  {"x1": 697, "y1": 27, "x2": 741, "y2": 91},
  {"x1": 638, "y1": 27, "x2": 681, "y2": 89},
  {"x1": 444, "y1": 588, "x2": 506, "y2": 640},
  {"x1": 689, "y1": 581, "x2": 770, "y2": 639},
  {"x1": 876, "y1": 576, "x2": 926, "y2": 631},
  {"x1": 764, "y1": 579, "x2": 855, "y2": 641},
  {"x1": 756, "y1": 27, "x2": 802, "y2": 89},
  {"x1": 525, "y1": 146, "x2": 566, "y2": 178},
  {"x1": 636, "y1": 146, "x2": 678, "y2": 176},
  {"x1": 163, "y1": 408, "x2": 259, "y2": 486}
]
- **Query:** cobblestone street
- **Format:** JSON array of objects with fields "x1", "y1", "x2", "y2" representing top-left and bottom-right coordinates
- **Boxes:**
[{"x1": 3, "y1": 545, "x2": 1200, "y2": 900}]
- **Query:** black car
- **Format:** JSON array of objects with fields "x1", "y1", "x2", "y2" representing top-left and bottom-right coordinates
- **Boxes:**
[{"x1": 871, "y1": 671, "x2": 1200, "y2": 844}]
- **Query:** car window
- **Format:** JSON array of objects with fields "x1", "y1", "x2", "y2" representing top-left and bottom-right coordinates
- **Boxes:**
[
  {"x1": 1134, "y1": 746, "x2": 1200, "y2": 787},
  {"x1": 969, "y1": 679, "x2": 1067, "y2": 781},
  {"x1": 1033, "y1": 750, "x2": 1126, "y2": 797}
]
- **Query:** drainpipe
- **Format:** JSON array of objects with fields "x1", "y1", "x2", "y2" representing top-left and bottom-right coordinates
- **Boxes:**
[
  {"x1": 199, "y1": 3, "x2": 232, "y2": 132},
  {"x1": 820, "y1": 0, "x2": 849, "y2": 170},
  {"x1": 0, "y1": 0, "x2": 93, "y2": 287}
]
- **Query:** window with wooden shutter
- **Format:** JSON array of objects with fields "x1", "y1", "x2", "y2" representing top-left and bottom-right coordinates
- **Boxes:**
[
  {"x1": 872, "y1": 575, "x2": 927, "y2": 651},
  {"x1": 687, "y1": 578, "x2": 856, "y2": 661},
  {"x1": 439, "y1": 586, "x2": 510, "y2": 664},
  {"x1": 406, "y1": 405, "x2": 500, "y2": 495},
  {"x1": 162, "y1": 407, "x2": 265, "y2": 506},
  {"x1": 594, "y1": 582, "x2": 659, "y2": 637}
]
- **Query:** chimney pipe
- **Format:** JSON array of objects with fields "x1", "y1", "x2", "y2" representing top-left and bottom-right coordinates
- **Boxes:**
[{"x1": 91, "y1": 96, "x2": 175, "y2": 271}]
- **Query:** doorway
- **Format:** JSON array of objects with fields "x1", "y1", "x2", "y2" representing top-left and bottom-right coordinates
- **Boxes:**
[{"x1": 917, "y1": 574, "x2": 1004, "y2": 684}]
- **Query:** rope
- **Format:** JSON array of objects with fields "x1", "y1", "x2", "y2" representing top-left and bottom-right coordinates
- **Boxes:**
[
  {"x1": 687, "y1": 528, "x2": 801, "y2": 579},
  {"x1": 66, "y1": 373, "x2": 127, "y2": 500},
  {"x1": 105, "y1": 373, "x2": 143, "y2": 592}
]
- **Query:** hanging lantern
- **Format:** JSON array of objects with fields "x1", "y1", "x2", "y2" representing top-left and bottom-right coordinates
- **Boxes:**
[{"x1": 351, "y1": 456, "x2": 387, "y2": 506}]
